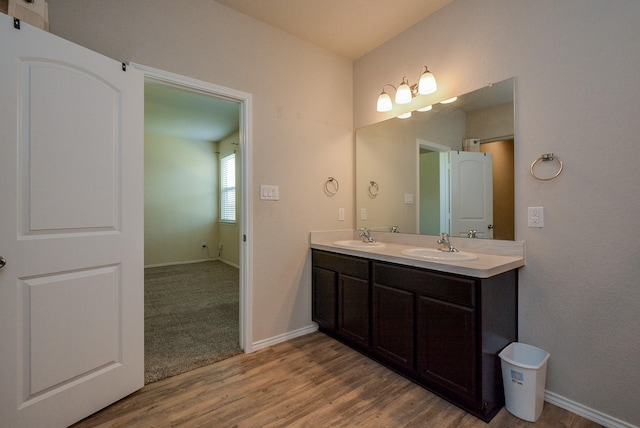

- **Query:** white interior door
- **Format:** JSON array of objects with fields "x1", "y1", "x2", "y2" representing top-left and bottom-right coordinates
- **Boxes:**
[
  {"x1": 450, "y1": 151, "x2": 493, "y2": 238},
  {"x1": 0, "y1": 15, "x2": 144, "y2": 427}
]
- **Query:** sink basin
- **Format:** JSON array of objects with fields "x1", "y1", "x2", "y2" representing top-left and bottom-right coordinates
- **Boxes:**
[
  {"x1": 332, "y1": 240, "x2": 385, "y2": 250},
  {"x1": 401, "y1": 247, "x2": 478, "y2": 262}
]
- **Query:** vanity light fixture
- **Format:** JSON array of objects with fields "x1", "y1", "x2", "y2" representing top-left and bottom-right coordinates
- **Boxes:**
[
  {"x1": 376, "y1": 66, "x2": 437, "y2": 112},
  {"x1": 397, "y1": 112, "x2": 412, "y2": 119},
  {"x1": 417, "y1": 105, "x2": 433, "y2": 112},
  {"x1": 440, "y1": 96, "x2": 457, "y2": 104}
]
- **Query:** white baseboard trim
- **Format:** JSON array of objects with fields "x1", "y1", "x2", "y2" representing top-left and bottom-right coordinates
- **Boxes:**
[
  {"x1": 545, "y1": 391, "x2": 637, "y2": 428},
  {"x1": 219, "y1": 259, "x2": 240, "y2": 269},
  {"x1": 144, "y1": 258, "x2": 220, "y2": 268},
  {"x1": 251, "y1": 324, "x2": 318, "y2": 352}
]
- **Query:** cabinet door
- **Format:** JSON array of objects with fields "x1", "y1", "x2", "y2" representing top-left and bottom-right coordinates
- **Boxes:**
[
  {"x1": 417, "y1": 296, "x2": 477, "y2": 401},
  {"x1": 339, "y1": 275, "x2": 369, "y2": 346},
  {"x1": 372, "y1": 283, "x2": 414, "y2": 370},
  {"x1": 312, "y1": 267, "x2": 338, "y2": 331}
]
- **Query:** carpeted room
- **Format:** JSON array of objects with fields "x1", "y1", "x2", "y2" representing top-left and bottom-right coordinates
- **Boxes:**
[
  {"x1": 143, "y1": 82, "x2": 243, "y2": 384},
  {"x1": 144, "y1": 260, "x2": 241, "y2": 384}
]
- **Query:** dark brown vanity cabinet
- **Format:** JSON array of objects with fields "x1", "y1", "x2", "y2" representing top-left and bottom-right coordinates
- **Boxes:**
[
  {"x1": 311, "y1": 249, "x2": 517, "y2": 422},
  {"x1": 372, "y1": 283, "x2": 415, "y2": 370},
  {"x1": 312, "y1": 250, "x2": 370, "y2": 348}
]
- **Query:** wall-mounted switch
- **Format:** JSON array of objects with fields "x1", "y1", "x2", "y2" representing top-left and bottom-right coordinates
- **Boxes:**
[
  {"x1": 405, "y1": 193, "x2": 414, "y2": 204},
  {"x1": 361, "y1": 208, "x2": 367, "y2": 220},
  {"x1": 260, "y1": 185, "x2": 279, "y2": 200},
  {"x1": 338, "y1": 208, "x2": 345, "y2": 221},
  {"x1": 528, "y1": 207, "x2": 544, "y2": 227}
]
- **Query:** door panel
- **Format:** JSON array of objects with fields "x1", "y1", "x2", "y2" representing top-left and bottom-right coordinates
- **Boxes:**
[
  {"x1": 339, "y1": 275, "x2": 369, "y2": 346},
  {"x1": 417, "y1": 296, "x2": 477, "y2": 400},
  {"x1": 372, "y1": 283, "x2": 414, "y2": 370},
  {"x1": 25, "y1": 266, "x2": 119, "y2": 395},
  {"x1": 450, "y1": 151, "x2": 493, "y2": 238},
  {"x1": 0, "y1": 15, "x2": 143, "y2": 428},
  {"x1": 25, "y1": 61, "x2": 119, "y2": 232}
]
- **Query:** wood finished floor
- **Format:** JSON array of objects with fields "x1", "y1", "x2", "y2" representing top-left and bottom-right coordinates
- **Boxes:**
[{"x1": 73, "y1": 332, "x2": 602, "y2": 428}]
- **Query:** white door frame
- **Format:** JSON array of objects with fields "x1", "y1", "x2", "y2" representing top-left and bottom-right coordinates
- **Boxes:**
[
  {"x1": 416, "y1": 139, "x2": 450, "y2": 234},
  {"x1": 131, "y1": 63, "x2": 253, "y2": 352}
]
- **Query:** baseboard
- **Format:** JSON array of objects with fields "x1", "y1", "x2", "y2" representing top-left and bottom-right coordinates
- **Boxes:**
[
  {"x1": 545, "y1": 391, "x2": 637, "y2": 428},
  {"x1": 251, "y1": 324, "x2": 318, "y2": 352},
  {"x1": 219, "y1": 259, "x2": 239, "y2": 269},
  {"x1": 144, "y1": 258, "x2": 220, "y2": 268}
]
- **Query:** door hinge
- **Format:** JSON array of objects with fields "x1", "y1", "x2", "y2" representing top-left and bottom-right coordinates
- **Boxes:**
[
  {"x1": 122, "y1": 63, "x2": 127, "y2": 72},
  {"x1": 243, "y1": 234, "x2": 247, "y2": 242},
  {"x1": 14, "y1": 18, "x2": 21, "y2": 29}
]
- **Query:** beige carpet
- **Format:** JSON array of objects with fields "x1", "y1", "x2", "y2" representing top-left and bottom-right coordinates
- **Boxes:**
[{"x1": 144, "y1": 260, "x2": 242, "y2": 384}]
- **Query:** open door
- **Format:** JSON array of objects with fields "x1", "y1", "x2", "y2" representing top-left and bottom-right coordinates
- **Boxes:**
[
  {"x1": 450, "y1": 151, "x2": 493, "y2": 238},
  {"x1": 0, "y1": 15, "x2": 144, "y2": 427}
]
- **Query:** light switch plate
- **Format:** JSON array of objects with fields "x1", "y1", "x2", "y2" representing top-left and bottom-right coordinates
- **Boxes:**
[
  {"x1": 528, "y1": 207, "x2": 544, "y2": 227},
  {"x1": 260, "y1": 185, "x2": 279, "y2": 201},
  {"x1": 338, "y1": 208, "x2": 345, "y2": 221}
]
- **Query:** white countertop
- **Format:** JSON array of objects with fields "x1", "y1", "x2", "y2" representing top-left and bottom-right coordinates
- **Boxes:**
[{"x1": 310, "y1": 230, "x2": 525, "y2": 278}]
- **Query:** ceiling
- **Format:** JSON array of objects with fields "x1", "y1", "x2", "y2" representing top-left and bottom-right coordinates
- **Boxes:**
[
  {"x1": 214, "y1": 0, "x2": 454, "y2": 60},
  {"x1": 145, "y1": 81, "x2": 240, "y2": 142},
  {"x1": 146, "y1": 1, "x2": 454, "y2": 142}
]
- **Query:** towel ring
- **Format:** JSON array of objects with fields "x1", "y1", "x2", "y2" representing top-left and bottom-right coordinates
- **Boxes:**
[
  {"x1": 368, "y1": 181, "x2": 379, "y2": 198},
  {"x1": 531, "y1": 153, "x2": 563, "y2": 181},
  {"x1": 324, "y1": 177, "x2": 339, "y2": 195}
]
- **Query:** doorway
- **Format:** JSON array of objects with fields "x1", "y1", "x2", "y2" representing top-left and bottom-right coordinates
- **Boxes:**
[{"x1": 134, "y1": 64, "x2": 253, "y2": 382}]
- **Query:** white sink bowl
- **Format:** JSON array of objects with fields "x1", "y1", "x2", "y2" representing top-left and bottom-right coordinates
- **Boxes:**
[
  {"x1": 332, "y1": 240, "x2": 385, "y2": 250},
  {"x1": 401, "y1": 247, "x2": 478, "y2": 262}
]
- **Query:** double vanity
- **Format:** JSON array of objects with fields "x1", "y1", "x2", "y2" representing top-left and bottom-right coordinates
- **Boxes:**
[{"x1": 310, "y1": 230, "x2": 525, "y2": 422}]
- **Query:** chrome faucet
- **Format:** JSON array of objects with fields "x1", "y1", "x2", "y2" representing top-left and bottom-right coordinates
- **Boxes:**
[
  {"x1": 467, "y1": 229, "x2": 478, "y2": 238},
  {"x1": 437, "y1": 233, "x2": 459, "y2": 252},
  {"x1": 391, "y1": 225, "x2": 399, "y2": 233},
  {"x1": 359, "y1": 228, "x2": 376, "y2": 243}
]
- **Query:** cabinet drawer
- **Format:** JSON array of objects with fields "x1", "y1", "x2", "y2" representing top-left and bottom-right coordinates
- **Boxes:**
[
  {"x1": 374, "y1": 262, "x2": 475, "y2": 307},
  {"x1": 312, "y1": 250, "x2": 369, "y2": 280}
]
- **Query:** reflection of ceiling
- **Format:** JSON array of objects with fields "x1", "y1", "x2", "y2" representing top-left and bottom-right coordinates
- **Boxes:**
[
  {"x1": 214, "y1": 0, "x2": 454, "y2": 59},
  {"x1": 454, "y1": 79, "x2": 514, "y2": 112},
  {"x1": 412, "y1": 78, "x2": 514, "y2": 124},
  {"x1": 145, "y1": 82, "x2": 240, "y2": 142}
]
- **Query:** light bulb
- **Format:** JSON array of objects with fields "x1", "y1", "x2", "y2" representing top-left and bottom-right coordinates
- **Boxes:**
[
  {"x1": 395, "y1": 78, "x2": 412, "y2": 104},
  {"x1": 417, "y1": 105, "x2": 433, "y2": 112},
  {"x1": 377, "y1": 92, "x2": 392, "y2": 112},
  {"x1": 418, "y1": 68, "x2": 437, "y2": 94},
  {"x1": 440, "y1": 97, "x2": 457, "y2": 104},
  {"x1": 398, "y1": 112, "x2": 412, "y2": 119}
]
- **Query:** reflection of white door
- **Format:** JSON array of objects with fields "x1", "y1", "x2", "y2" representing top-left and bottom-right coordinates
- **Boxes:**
[
  {"x1": 0, "y1": 15, "x2": 144, "y2": 428},
  {"x1": 450, "y1": 151, "x2": 493, "y2": 238}
]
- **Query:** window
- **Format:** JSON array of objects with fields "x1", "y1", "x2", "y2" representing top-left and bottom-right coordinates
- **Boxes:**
[{"x1": 220, "y1": 153, "x2": 236, "y2": 222}]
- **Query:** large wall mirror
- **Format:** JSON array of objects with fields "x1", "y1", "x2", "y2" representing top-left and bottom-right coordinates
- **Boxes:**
[{"x1": 356, "y1": 77, "x2": 515, "y2": 240}]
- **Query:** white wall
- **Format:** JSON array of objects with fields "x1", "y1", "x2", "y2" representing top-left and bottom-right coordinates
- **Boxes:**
[
  {"x1": 355, "y1": 1, "x2": 640, "y2": 425},
  {"x1": 46, "y1": 0, "x2": 354, "y2": 344},
  {"x1": 144, "y1": 133, "x2": 218, "y2": 266}
]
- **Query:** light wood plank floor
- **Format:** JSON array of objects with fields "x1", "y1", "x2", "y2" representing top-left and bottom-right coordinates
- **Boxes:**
[{"x1": 73, "y1": 332, "x2": 602, "y2": 427}]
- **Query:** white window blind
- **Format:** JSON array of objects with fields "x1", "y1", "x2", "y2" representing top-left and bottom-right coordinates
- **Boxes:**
[{"x1": 220, "y1": 153, "x2": 236, "y2": 222}]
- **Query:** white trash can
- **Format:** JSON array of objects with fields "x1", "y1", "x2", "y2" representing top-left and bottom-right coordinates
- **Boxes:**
[{"x1": 498, "y1": 342, "x2": 550, "y2": 422}]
